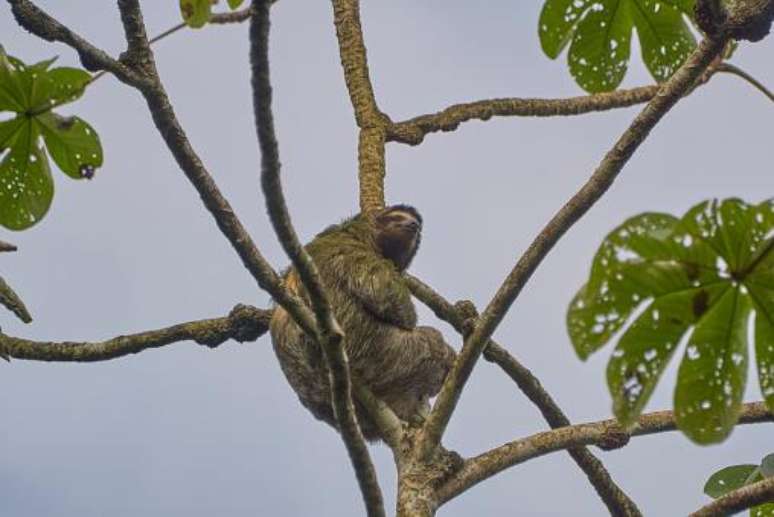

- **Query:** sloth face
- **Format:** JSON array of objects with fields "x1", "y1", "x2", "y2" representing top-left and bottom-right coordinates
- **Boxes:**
[{"x1": 374, "y1": 205, "x2": 423, "y2": 271}]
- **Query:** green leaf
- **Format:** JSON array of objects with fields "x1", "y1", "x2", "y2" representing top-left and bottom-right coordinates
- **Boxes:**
[
  {"x1": 629, "y1": 0, "x2": 696, "y2": 83},
  {"x1": 0, "y1": 116, "x2": 25, "y2": 151},
  {"x1": 180, "y1": 0, "x2": 212, "y2": 28},
  {"x1": 568, "y1": 2, "x2": 633, "y2": 93},
  {"x1": 751, "y1": 503, "x2": 774, "y2": 517},
  {"x1": 43, "y1": 67, "x2": 92, "y2": 107},
  {"x1": 754, "y1": 305, "x2": 774, "y2": 413},
  {"x1": 0, "y1": 50, "x2": 101, "y2": 229},
  {"x1": 227, "y1": 0, "x2": 244, "y2": 8},
  {"x1": 607, "y1": 284, "x2": 728, "y2": 427},
  {"x1": 569, "y1": 199, "x2": 774, "y2": 443},
  {"x1": 0, "y1": 47, "x2": 28, "y2": 111},
  {"x1": 674, "y1": 288, "x2": 752, "y2": 444},
  {"x1": 704, "y1": 464, "x2": 760, "y2": 498},
  {"x1": 538, "y1": 0, "x2": 697, "y2": 92},
  {"x1": 762, "y1": 454, "x2": 774, "y2": 478},
  {"x1": 0, "y1": 120, "x2": 54, "y2": 230},
  {"x1": 704, "y1": 458, "x2": 774, "y2": 516},
  {"x1": 37, "y1": 112, "x2": 102, "y2": 179}
]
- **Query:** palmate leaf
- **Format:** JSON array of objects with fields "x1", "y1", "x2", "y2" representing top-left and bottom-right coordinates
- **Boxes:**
[
  {"x1": 704, "y1": 454, "x2": 774, "y2": 516},
  {"x1": 0, "y1": 118, "x2": 54, "y2": 230},
  {"x1": 0, "y1": 47, "x2": 101, "y2": 230},
  {"x1": 568, "y1": 199, "x2": 774, "y2": 444},
  {"x1": 538, "y1": 0, "x2": 697, "y2": 92}
]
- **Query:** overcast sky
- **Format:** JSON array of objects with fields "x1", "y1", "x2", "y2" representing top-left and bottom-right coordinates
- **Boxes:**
[{"x1": 1, "y1": 1, "x2": 772, "y2": 516}]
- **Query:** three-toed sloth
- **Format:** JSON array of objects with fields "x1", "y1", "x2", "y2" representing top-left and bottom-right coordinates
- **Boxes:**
[{"x1": 270, "y1": 205, "x2": 455, "y2": 440}]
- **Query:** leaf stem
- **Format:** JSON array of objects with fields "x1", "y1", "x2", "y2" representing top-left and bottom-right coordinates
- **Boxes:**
[{"x1": 717, "y1": 63, "x2": 774, "y2": 102}]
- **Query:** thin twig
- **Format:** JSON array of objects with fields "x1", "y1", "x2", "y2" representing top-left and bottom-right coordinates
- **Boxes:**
[
  {"x1": 416, "y1": 35, "x2": 731, "y2": 462},
  {"x1": 690, "y1": 476, "x2": 774, "y2": 517},
  {"x1": 249, "y1": 2, "x2": 386, "y2": 516},
  {"x1": 1, "y1": 305, "x2": 270, "y2": 361},
  {"x1": 89, "y1": 7, "x2": 252, "y2": 84},
  {"x1": 717, "y1": 62, "x2": 774, "y2": 102},
  {"x1": 407, "y1": 276, "x2": 642, "y2": 516},
  {"x1": 437, "y1": 402, "x2": 772, "y2": 504}
]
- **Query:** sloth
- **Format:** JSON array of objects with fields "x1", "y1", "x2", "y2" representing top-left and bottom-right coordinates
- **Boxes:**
[{"x1": 270, "y1": 205, "x2": 456, "y2": 440}]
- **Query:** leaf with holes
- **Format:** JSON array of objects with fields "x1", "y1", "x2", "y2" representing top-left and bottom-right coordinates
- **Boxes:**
[
  {"x1": 538, "y1": 0, "x2": 697, "y2": 92},
  {"x1": 0, "y1": 119, "x2": 53, "y2": 230},
  {"x1": 568, "y1": 199, "x2": 774, "y2": 444},
  {"x1": 37, "y1": 113, "x2": 102, "y2": 179},
  {"x1": 0, "y1": 47, "x2": 101, "y2": 230}
]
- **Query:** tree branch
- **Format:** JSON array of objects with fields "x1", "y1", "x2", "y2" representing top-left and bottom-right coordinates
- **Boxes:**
[
  {"x1": 407, "y1": 276, "x2": 642, "y2": 517},
  {"x1": 357, "y1": 126, "x2": 387, "y2": 212},
  {"x1": 387, "y1": 86, "x2": 660, "y2": 146},
  {"x1": 330, "y1": 0, "x2": 382, "y2": 128},
  {"x1": 249, "y1": 2, "x2": 385, "y2": 515},
  {"x1": 0, "y1": 240, "x2": 17, "y2": 252},
  {"x1": 437, "y1": 402, "x2": 772, "y2": 504},
  {"x1": 1, "y1": 304, "x2": 270, "y2": 362},
  {"x1": 330, "y1": 0, "x2": 388, "y2": 213},
  {"x1": 7, "y1": 0, "x2": 143, "y2": 84},
  {"x1": 416, "y1": 34, "x2": 730, "y2": 461},
  {"x1": 690, "y1": 476, "x2": 774, "y2": 517},
  {"x1": 211, "y1": 6, "x2": 254, "y2": 24}
]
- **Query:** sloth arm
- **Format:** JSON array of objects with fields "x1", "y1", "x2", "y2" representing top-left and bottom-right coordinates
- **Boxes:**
[{"x1": 332, "y1": 250, "x2": 418, "y2": 330}]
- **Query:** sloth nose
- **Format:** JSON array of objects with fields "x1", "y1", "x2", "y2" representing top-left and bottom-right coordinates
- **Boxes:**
[{"x1": 403, "y1": 220, "x2": 420, "y2": 231}]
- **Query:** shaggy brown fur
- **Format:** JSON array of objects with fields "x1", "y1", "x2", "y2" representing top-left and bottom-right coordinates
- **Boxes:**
[{"x1": 270, "y1": 205, "x2": 455, "y2": 440}]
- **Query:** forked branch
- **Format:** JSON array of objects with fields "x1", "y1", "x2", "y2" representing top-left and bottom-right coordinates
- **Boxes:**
[
  {"x1": 416, "y1": 34, "x2": 731, "y2": 461},
  {"x1": 438, "y1": 402, "x2": 772, "y2": 504},
  {"x1": 331, "y1": 0, "x2": 388, "y2": 213},
  {"x1": 407, "y1": 276, "x2": 642, "y2": 516},
  {"x1": 249, "y1": 2, "x2": 385, "y2": 515}
]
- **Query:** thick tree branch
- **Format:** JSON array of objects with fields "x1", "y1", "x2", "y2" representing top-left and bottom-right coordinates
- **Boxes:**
[
  {"x1": 0, "y1": 240, "x2": 17, "y2": 252},
  {"x1": 330, "y1": 0, "x2": 388, "y2": 213},
  {"x1": 330, "y1": 0, "x2": 383, "y2": 128},
  {"x1": 407, "y1": 276, "x2": 642, "y2": 517},
  {"x1": 357, "y1": 126, "x2": 387, "y2": 212},
  {"x1": 387, "y1": 86, "x2": 660, "y2": 146},
  {"x1": 1, "y1": 305, "x2": 269, "y2": 362},
  {"x1": 416, "y1": 34, "x2": 730, "y2": 461},
  {"x1": 249, "y1": 3, "x2": 385, "y2": 516},
  {"x1": 438, "y1": 402, "x2": 772, "y2": 504},
  {"x1": 690, "y1": 476, "x2": 774, "y2": 517}
]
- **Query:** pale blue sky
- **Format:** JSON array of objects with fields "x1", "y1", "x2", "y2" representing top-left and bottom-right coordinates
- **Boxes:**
[{"x1": 1, "y1": 1, "x2": 772, "y2": 515}]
